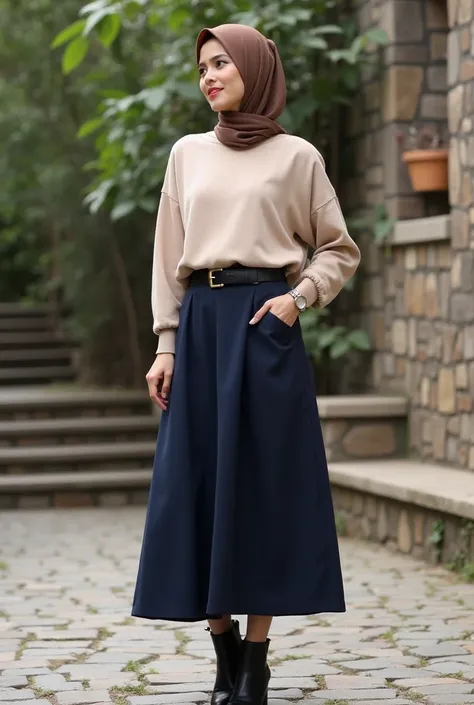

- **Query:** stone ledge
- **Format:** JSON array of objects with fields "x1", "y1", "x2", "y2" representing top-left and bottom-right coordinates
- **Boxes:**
[
  {"x1": 0, "y1": 469, "x2": 152, "y2": 493},
  {"x1": 329, "y1": 459, "x2": 474, "y2": 520},
  {"x1": 385, "y1": 214, "x2": 451, "y2": 246},
  {"x1": 318, "y1": 394, "x2": 408, "y2": 418},
  {"x1": 0, "y1": 386, "x2": 149, "y2": 409}
]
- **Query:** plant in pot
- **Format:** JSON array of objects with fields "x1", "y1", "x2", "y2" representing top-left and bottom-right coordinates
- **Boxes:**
[
  {"x1": 396, "y1": 125, "x2": 448, "y2": 193},
  {"x1": 299, "y1": 308, "x2": 371, "y2": 395}
]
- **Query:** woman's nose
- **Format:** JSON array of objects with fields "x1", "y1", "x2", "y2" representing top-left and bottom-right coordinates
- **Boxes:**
[{"x1": 204, "y1": 70, "x2": 217, "y2": 84}]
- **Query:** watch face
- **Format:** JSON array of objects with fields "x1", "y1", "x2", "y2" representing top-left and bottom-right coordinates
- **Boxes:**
[{"x1": 296, "y1": 296, "x2": 307, "y2": 311}]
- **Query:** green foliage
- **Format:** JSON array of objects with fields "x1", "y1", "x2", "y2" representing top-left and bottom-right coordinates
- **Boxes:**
[
  {"x1": 348, "y1": 204, "x2": 396, "y2": 245},
  {"x1": 447, "y1": 520, "x2": 474, "y2": 581},
  {"x1": 1, "y1": 0, "x2": 388, "y2": 386},
  {"x1": 53, "y1": 0, "x2": 388, "y2": 220},
  {"x1": 300, "y1": 308, "x2": 371, "y2": 365},
  {"x1": 334, "y1": 512, "x2": 347, "y2": 537},
  {"x1": 429, "y1": 520, "x2": 445, "y2": 563}
]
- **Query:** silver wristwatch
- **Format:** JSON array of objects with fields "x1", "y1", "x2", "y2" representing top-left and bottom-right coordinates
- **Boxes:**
[{"x1": 289, "y1": 287, "x2": 307, "y2": 313}]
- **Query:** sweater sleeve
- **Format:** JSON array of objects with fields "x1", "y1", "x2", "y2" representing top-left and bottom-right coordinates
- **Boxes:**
[
  {"x1": 151, "y1": 152, "x2": 186, "y2": 355},
  {"x1": 300, "y1": 151, "x2": 361, "y2": 308}
]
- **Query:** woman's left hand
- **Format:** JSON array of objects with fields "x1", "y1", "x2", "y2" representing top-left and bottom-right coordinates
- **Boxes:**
[{"x1": 249, "y1": 293, "x2": 299, "y2": 327}]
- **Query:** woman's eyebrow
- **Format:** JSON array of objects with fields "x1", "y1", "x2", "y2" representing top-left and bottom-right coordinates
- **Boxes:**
[{"x1": 198, "y1": 53, "x2": 229, "y2": 69}]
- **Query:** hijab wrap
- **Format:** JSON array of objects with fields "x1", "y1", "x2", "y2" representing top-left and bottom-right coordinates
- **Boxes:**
[{"x1": 196, "y1": 23, "x2": 287, "y2": 150}]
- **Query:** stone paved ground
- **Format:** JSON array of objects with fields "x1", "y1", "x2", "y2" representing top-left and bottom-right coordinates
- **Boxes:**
[{"x1": 2, "y1": 509, "x2": 474, "y2": 705}]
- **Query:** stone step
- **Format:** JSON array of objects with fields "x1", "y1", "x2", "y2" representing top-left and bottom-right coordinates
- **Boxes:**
[
  {"x1": 0, "y1": 440, "x2": 156, "y2": 473},
  {"x1": 2, "y1": 331, "x2": 70, "y2": 348},
  {"x1": 329, "y1": 459, "x2": 474, "y2": 564},
  {"x1": 0, "y1": 386, "x2": 152, "y2": 420},
  {"x1": 0, "y1": 317, "x2": 51, "y2": 331},
  {"x1": 0, "y1": 302, "x2": 54, "y2": 317},
  {"x1": 0, "y1": 347, "x2": 73, "y2": 365},
  {"x1": 0, "y1": 469, "x2": 152, "y2": 509},
  {"x1": 0, "y1": 366, "x2": 75, "y2": 385},
  {"x1": 0, "y1": 415, "x2": 158, "y2": 446}
]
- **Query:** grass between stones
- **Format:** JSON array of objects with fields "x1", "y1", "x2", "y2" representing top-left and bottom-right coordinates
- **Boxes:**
[
  {"x1": 15, "y1": 632, "x2": 36, "y2": 659},
  {"x1": 403, "y1": 691, "x2": 427, "y2": 702},
  {"x1": 269, "y1": 653, "x2": 311, "y2": 667},
  {"x1": 0, "y1": 560, "x2": 9, "y2": 570},
  {"x1": 323, "y1": 700, "x2": 349, "y2": 705},
  {"x1": 27, "y1": 676, "x2": 56, "y2": 702},
  {"x1": 90, "y1": 626, "x2": 114, "y2": 651},
  {"x1": 123, "y1": 660, "x2": 143, "y2": 674},
  {"x1": 0, "y1": 609, "x2": 9, "y2": 619},
  {"x1": 111, "y1": 684, "x2": 148, "y2": 697},
  {"x1": 119, "y1": 617, "x2": 135, "y2": 626},
  {"x1": 445, "y1": 670, "x2": 466, "y2": 679},
  {"x1": 314, "y1": 674, "x2": 326, "y2": 689},
  {"x1": 54, "y1": 621, "x2": 72, "y2": 631},
  {"x1": 380, "y1": 628, "x2": 397, "y2": 646},
  {"x1": 175, "y1": 629, "x2": 191, "y2": 655},
  {"x1": 396, "y1": 683, "x2": 427, "y2": 702}
]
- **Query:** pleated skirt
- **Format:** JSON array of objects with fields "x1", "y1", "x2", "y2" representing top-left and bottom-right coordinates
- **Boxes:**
[{"x1": 132, "y1": 279, "x2": 345, "y2": 621}]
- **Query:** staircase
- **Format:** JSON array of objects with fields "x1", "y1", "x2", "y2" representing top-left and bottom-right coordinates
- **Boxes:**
[
  {"x1": 0, "y1": 303, "x2": 76, "y2": 385},
  {"x1": 0, "y1": 303, "x2": 156, "y2": 509}
]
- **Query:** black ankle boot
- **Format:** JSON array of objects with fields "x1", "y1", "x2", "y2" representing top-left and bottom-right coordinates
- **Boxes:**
[
  {"x1": 228, "y1": 639, "x2": 270, "y2": 705},
  {"x1": 209, "y1": 620, "x2": 242, "y2": 705}
]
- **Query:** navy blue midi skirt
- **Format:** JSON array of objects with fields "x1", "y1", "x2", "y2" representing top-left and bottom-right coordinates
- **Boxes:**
[{"x1": 132, "y1": 279, "x2": 345, "y2": 621}]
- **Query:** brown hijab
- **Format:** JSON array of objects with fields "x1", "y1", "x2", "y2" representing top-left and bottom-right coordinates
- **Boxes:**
[{"x1": 196, "y1": 23, "x2": 287, "y2": 150}]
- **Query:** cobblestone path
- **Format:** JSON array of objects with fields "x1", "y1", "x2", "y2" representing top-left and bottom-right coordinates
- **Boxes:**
[{"x1": 2, "y1": 508, "x2": 474, "y2": 705}]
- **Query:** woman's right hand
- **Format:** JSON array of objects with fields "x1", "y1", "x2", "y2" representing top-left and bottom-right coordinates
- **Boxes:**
[{"x1": 146, "y1": 353, "x2": 175, "y2": 411}]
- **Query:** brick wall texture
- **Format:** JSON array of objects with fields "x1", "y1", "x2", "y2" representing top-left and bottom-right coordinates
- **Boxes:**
[{"x1": 349, "y1": 0, "x2": 474, "y2": 468}]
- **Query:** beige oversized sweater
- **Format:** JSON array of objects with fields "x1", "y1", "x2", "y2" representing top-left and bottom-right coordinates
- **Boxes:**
[{"x1": 152, "y1": 131, "x2": 360, "y2": 354}]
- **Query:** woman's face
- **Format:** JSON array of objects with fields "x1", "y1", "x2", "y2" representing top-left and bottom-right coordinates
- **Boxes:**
[{"x1": 198, "y1": 38, "x2": 245, "y2": 112}]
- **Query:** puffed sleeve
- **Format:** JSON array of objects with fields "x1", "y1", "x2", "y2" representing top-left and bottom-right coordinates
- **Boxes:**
[
  {"x1": 300, "y1": 150, "x2": 361, "y2": 308},
  {"x1": 151, "y1": 149, "x2": 186, "y2": 354}
]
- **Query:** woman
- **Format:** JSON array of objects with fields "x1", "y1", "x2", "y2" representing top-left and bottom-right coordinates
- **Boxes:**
[{"x1": 132, "y1": 23, "x2": 360, "y2": 705}]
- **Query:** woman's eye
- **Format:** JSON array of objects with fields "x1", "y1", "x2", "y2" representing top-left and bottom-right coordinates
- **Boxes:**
[{"x1": 215, "y1": 60, "x2": 226, "y2": 68}]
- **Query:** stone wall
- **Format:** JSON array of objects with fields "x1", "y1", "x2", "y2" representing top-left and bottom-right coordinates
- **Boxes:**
[
  {"x1": 332, "y1": 484, "x2": 474, "y2": 567},
  {"x1": 349, "y1": 0, "x2": 474, "y2": 468},
  {"x1": 321, "y1": 416, "x2": 406, "y2": 461}
]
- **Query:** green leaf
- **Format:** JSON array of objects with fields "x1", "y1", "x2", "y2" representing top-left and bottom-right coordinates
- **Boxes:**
[
  {"x1": 168, "y1": 9, "x2": 189, "y2": 31},
  {"x1": 318, "y1": 329, "x2": 339, "y2": 348},
  {"x1": 374, "y1": 219, "x2": 394, "y2": 243},
  {"x1": 327, "y1": 49, "x2": 354, "y2": 63},
  {"x1": 111, "y1": 201, "x2": 135, "y2": 220},
  {"x1": 330, "y1": 339, "x2": 351, "y2": 359},
  {"x1": 312, "y1": 24, "x2": 343, "y2": 35},
  {"x1": 51, "y1": 20, "x2": 86, "y2": 49},
  {"x1": 365, "y1": 27, "x2": 389, "y2": 45},
  {"x1": 140, "y1": 87, "x2": 167, "y2": 110},
  {"x1": 302, "y1": 331, "x2": 323, "y2": 349},
  {"x1": 79, "y1": 0, "x2": 110, "y2": 16},
  {"x1": 62, "y1": 36, "x2": 89, "y2": 74},
  {"x1": 302, "y1": 36, "x2": 328, "y2": 50},
  {"x1": 84, "y1": 9, "x2": 110, "y2": 36},
  {"x1": 77, "y1": 118, "x2": 103, "y2": 138},
  {"x1": 347, "y1": 329, "x2": 371, "y2": 350},
  {"x1": 139, "y1": 197, "x2": 157, "y2": 213},
  {"x1": 97, "y1": 13, "x2": 121, "y2": 47},
  {"x1": 83, "y1": 179, "x2": 114, "y2": 213},
  {"x1": 100, "y1": 89, "x2": 129, "y2": 99}
]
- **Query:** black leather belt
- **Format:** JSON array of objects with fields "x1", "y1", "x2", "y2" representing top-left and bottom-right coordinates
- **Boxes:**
[{"x1": 189, "y1": 266, "x2": 286, "y2": 289}]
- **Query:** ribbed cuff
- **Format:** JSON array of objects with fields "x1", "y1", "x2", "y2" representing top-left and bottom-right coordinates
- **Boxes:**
[
  {"x1": 156, "y1": 329, "x2": 176, "y2": 355},
  {"x1": 296, "y1": 276, "x2": 321, "y2": 308}
]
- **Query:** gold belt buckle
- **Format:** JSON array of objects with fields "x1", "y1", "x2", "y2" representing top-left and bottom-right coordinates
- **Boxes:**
[{"x1": 208, "y1": 268, "x2": 224, "y2": 288}]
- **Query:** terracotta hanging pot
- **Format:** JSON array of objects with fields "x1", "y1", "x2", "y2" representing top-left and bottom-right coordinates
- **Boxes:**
[{"x1": 402, "y1": 148, "x2": 449, "y2": 192}]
